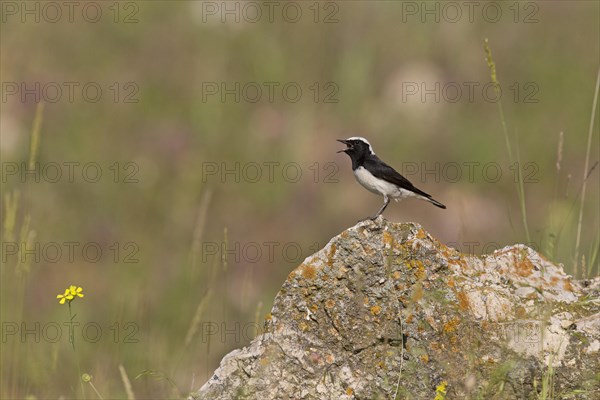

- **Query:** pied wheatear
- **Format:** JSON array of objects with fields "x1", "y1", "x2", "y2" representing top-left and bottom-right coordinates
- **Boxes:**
[{"x1": 337, "y1": 137, "x2": 446, "y2": 220}]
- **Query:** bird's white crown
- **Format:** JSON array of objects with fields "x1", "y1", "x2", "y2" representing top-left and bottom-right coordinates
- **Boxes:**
[{"x1": 346, "y1": 136, "x2": 374, "y2": 154}]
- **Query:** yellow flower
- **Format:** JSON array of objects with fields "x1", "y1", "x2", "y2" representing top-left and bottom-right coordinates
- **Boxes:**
[
  {"x1": 434, "y1": 380, "x2": 448, "y2": 400},
  {"x1": 56, "y1": 285, "x2": 84, "y2": 304},
  {"x1": 69, "y1": 285, "x2": 84, "y2": 298}
]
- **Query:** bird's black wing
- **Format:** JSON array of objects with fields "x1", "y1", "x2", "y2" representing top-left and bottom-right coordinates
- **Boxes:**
[{"x1": 363, "y1": 155, "x2": 433, "y2": 198}]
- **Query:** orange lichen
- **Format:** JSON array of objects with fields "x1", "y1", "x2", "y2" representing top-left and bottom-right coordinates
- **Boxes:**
[
  {"x1": 563, "y1": 280, "x2": 573, "y2": 291},
  {"x1": 325, "y1": 299, "x2": 335, "y2": 309},
  {"x1": 327, "y1": 244, "x2": 337, "y2": 267},
  {"x1": 265, "y1": 313, "x2": 272, "y2": 321},
  {"x1": 443, "y1": 317, "x2": 460, "y2": 334},
  {"x1": 448, "y1": 256, "x2": 468, "y2": 269},
  {"x1": 383, "y1": 230, "x2": 394, "y2": 247},
  {"x1": 416, "y1": 228, "x2": 427, "y2": 239},
  {"x1": 301, "y1": 264, "x2": 317, "y2": 280},
  {"x1": 286, "y1": 270, "x2": 297, "y2": 282},
  {"x1": 415, "y1": 262, "x2": 427, "y2": 280},
  {"x1": 457, "y1": 291, "x2": 470, "y2": 310},
  {"x1": 326, "y1": 354, "x2": 335, "y2": 364},
  {"x1": 420, "y1": 354, "x2": 429, "y2": 363},
  {"x1": 407, "y1": 259, "x2": 427, "y2": 279},
  {"x1": 392, "y1": 271, "x2": 401, "y2": 280},
  {"x1": 406, "y1": 313, "x2": 414, "y2": 324},
  {"x1": 447, "y1": 278, "x2": 455, "y2": 288},
  {"x1": 346, "y1": 387, "x2": 354, "y2": 396},
  {"x1": 370, "y1": 305, "x2": 382, "y2": 315},
  {"x1": 514, "y1": 254, "x2": 534, "y2": 277}
]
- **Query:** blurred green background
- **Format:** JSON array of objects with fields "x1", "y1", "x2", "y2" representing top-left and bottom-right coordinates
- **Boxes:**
[{"x1": 1, "y1": 1, "x2": 598, "y2": 398}]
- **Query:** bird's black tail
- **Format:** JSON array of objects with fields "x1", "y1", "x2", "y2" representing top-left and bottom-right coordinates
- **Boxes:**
[
  {"x1": 410, "y1": 186, "x2": 446, "y2": 209},
  {"x1": 427, "y1": 197, "x2": 446, "y2": 209}
]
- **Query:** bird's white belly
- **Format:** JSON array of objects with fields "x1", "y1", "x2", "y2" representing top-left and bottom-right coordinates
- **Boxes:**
[{"x1": 353, "y1": 166, "x2": 415, "y2": 199}]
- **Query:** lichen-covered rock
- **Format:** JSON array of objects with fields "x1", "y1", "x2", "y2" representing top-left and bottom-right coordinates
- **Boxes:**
[{"x1": 190, "y1": 219, "x2": 600, "y2": 399}]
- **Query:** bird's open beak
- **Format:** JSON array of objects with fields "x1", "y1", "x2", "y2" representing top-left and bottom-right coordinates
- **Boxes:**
[{"x1": 337, "y1": 139, "x2": 350, "y2": 153}]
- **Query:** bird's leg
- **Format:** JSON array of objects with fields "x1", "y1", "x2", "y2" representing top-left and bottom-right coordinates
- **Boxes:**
[
  {"x1": 359, "y1": 196, "x2": 390, "y2": 222},
  {"x1": 371, "y1": 196, "x2": 390, "y2": 220}
]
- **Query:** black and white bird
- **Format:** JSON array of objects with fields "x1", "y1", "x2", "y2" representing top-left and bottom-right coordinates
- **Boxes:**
[{"x1": 337, "y1": 137, "x2": 446, "y2": 220}]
